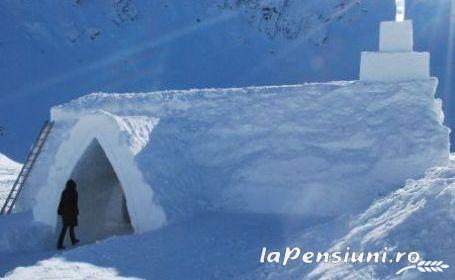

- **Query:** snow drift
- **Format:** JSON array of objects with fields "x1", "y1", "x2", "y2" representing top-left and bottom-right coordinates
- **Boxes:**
[
  {"x1": 308, "y1": 155, "x2": 455, "y2": 280},
  {"x1": 15, "y1": 78, "x2": 449, "y2": 235}
]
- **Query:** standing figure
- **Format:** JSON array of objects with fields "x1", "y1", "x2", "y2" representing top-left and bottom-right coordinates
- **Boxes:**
[{"x1": 57, "y1": 179, "x2": 80, "y2": 249}]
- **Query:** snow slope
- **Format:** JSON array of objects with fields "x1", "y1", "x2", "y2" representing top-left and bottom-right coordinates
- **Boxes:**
[
  {"x1": 0, "y1": 0, "x2": 453, "y2": 161},
  {"x1": 0, "y1": 153, "x2": 21, "y2": 206},
  {"x1": 308, "y1": 155, "x2": 455, "y2": 279}
]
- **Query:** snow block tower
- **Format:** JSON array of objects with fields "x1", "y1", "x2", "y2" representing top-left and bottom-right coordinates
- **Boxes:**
[{"x1": 360, "y1": 20, "x2": 430, "y2": 81}]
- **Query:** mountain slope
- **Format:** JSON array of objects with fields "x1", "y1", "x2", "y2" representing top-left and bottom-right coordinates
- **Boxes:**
[{"x1": 0, "y1": 153, "x2": 21, "y2": 207}]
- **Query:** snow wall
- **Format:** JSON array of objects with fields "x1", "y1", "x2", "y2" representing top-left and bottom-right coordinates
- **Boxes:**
[{"x1": 17, "y1": 78, "x2": 450, "y2": 232}]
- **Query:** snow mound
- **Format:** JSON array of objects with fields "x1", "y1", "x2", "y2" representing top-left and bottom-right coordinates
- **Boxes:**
[
  {"x1": 0, "y1": 153, "x2": 22, "y2": 206},
  {"x1": 20, "y1": 78, "x2": 449, "y2": 232},
  {"x1": 309, "y1": 155, "x2": 455, "y2": 279}
]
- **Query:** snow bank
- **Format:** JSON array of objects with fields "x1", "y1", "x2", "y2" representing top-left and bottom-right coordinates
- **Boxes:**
[
  {"x1": 309, "y1": 155, "x2": 455, "y2": 279},
  {"x1": 18, "y1": 78, "x2": 449, "y2": 232},
  {"x1": 0, "y1": 153, "x2": 21, "y2": 206}
]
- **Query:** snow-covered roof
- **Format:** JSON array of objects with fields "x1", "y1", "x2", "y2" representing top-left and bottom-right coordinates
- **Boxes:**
[{"x1": 51, "y1": 82, "x2": 354, "y2": 121}]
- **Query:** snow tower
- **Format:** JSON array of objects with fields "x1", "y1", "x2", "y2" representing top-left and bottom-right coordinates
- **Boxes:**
[{"x1": 360, "y1": 20, "x2": 430, "y2": 81}]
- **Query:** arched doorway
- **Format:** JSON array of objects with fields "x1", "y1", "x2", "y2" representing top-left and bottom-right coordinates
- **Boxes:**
[
  {"x1": 69, "y1": 139, "x2": 133, "y2": 243},
  {"x1": 33, "y1": 111, "x2": 166, "y2": 236}
]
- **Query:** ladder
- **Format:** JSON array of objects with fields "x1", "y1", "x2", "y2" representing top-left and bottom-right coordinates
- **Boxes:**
[{"x1": 1, "y1": 121, "x2": 54, "y2": 214}]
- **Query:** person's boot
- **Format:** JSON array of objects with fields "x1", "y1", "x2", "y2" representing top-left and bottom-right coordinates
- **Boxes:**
[
  {"x1": 72, "y1": 239, "x2": 80, "y2": 245},
  {"x1": 57, "y1": 244, "x2": 65, "y2": 250}
]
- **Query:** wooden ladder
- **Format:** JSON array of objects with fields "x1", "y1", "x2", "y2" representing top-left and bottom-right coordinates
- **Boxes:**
[{"x1": 0, "y1": 121, "x2": 54, "y2": 214}]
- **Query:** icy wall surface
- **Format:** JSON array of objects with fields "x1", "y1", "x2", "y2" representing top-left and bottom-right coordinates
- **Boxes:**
[{"x1": 28, "y1": 79, "x2": 449, "y2": 224}]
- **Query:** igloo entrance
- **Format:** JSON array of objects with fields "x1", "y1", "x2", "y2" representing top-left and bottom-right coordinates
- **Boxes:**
[{"x1": 68, "y1": 139, "x2": 133, "y2": 243}]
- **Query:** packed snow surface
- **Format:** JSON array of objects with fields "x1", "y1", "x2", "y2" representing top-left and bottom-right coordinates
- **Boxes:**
[
  {"x1": 2, "y1": 155, "x2": 455, "y2": 279},
  {"x1": 0, "y1": 211, "x2": 338, "y2": 279},
  {"x1": 0, "y1": 153, "x2": 21, "y2": 206}
]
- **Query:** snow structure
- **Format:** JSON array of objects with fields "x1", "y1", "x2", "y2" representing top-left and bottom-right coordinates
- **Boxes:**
[
  {"x1": 12, "y1": 78, "x2": 449, "y2": 242},
  {"x1": 8, "y1": 18, "x2": 449, "y2": 244},
  {"x1": 360, "y1": 20, "x2": 430, "y2": 81}
]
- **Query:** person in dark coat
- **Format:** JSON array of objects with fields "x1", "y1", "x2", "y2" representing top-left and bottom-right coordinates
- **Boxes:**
[{"x1": 57, "y1": 179, "x2": 80, "y2": 249}]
